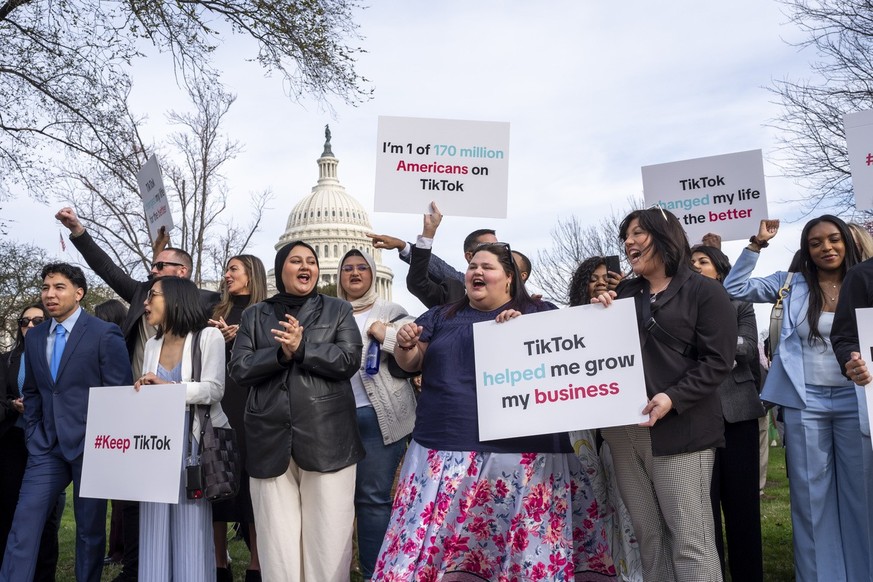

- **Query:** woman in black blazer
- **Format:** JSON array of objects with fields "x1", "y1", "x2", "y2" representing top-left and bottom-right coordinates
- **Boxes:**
[
  {"x1": 594, "y1": 208, "x2": 737, "y2": 582},
  {"x1": 691, "y1": 244, "x2": 765, "y2": 582},
  {"x1": 0, "y1": 303, "x2": 60, "y2": 582}
]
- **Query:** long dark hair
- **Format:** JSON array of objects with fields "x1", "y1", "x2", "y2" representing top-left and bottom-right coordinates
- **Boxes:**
[
  {"x1": 147, "y1": 277, "x2": 207, "y2": 339},
  {"x1": 618, "y1": 207, "x2": 690, "y2": 277},
  {"x1": 690, "y1": 245, "x2": 732, "y2": 282},
  {"x1": 798, "y1": 215, "x2": 859, "y2": 345},
  {"x1": 445, "y1": 243, "x2": 535, "y2": 318},
  {"x1": 12, "y1": 303, "x2": 49, "y2": 354},
  {"x1": 568, "y1": 256, "x2": 607, "y2": 307},
  {"x1": 212, "y1": 254, "x2": 268, "y2": 320}
]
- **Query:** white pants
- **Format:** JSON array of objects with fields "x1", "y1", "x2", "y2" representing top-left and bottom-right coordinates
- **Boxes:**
[{"x1": 251, "y1": 460, "x2": 356, "y2": 582}]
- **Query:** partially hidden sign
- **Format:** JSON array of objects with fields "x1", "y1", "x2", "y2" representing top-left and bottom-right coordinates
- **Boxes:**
[
  {"x1": 845, "y1": 110, "x2": 873, "y2": 211},
  {"x1": 136, "y1": 153, "x2": 174, "y2": 243},
  {"x1": 641, "y1": 149, "x2": 767, "y2": 243}
]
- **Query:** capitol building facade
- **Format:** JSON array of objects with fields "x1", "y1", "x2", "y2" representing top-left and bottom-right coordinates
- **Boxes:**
[{"x1": 272, "y1": 129, "x2": 394, "y2": 300}]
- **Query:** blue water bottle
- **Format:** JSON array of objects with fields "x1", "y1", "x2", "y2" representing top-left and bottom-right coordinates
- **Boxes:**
[{"x1": 365, "y1": 340, "x2": 381, "y2": 375}]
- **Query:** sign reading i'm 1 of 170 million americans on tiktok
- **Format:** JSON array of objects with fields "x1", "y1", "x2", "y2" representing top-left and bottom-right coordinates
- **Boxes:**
[{"x1": 374, "y1": 116, "x2": 510, "y2": 219}]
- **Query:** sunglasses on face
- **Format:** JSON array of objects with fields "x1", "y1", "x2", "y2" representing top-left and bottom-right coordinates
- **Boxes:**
[
  {"x1": 146, "y1": 289, "x2": 164, "y2": 301},
  {"x1": 152, "y1": 261, "x2": 184, "y2": 271},
  {"x1": 341, "y1": 264, "x2": 371, "y2": 273},
  {"x1": 18, "y1": 317, "x2": 45, "y2": 327}
]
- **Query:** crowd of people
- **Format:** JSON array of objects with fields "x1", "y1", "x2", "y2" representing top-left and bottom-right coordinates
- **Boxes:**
[{"x1": 1, "y1": 204, "x2": 873, "y2": 582}]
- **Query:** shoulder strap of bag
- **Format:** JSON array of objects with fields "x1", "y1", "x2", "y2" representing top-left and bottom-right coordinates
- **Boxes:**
[
  {"x1": 767, "y1": 272, "x2": 795, "y2": 358},
  {"x1": 639, "y1": 287, "x2": 699, "y2": 360},
  {"x1": 187, "y1": 329, "x2": 205, "y2": 459}
]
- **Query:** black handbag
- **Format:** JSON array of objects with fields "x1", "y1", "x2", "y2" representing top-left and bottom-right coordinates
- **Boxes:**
[{"x1": 186, "y1": 330, "x2": 241, "y2": 502}]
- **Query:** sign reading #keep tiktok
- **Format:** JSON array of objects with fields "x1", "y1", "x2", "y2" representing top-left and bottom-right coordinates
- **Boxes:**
[{"x1": 81, "y1": 384, "x2": 187, "y2": 504}]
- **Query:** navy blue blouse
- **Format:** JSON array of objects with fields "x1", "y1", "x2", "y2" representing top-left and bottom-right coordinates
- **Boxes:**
[{"x1": 411, "y1": 301, "x2": 572, "y2": 454}]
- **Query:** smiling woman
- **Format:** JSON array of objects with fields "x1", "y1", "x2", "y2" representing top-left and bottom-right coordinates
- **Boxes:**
[
  {"x1": 723, "y1": 216, "x2": 868, "y2": 581},
  {"x1": 597, "y1": 207, "x2": 738, "y2": 582},
  {"x1": 373, "y1": 243, "x2": 617, "y2": 580},
  {"x1": 228, "y1": 241, "x2": 363, "y2": 582}
]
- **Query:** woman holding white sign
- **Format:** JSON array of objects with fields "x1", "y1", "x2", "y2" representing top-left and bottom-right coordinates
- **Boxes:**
[
  {"x1": 136, "y1": 276, "x2": 229, "y2": 582},
  {"x1": 594, "y1": 207, "x2": 737, "y2": 582},
  {"x1": 374, "y1": 242, "x2": 616, "y2": 581},
  {"x1": 724, "y1": 216, "x2": 867, "y2": 582}
]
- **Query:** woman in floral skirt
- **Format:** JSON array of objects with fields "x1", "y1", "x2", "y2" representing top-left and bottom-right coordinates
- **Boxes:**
[{"x1": 373, "y1": 242, "x2": 615, "y2": 581}]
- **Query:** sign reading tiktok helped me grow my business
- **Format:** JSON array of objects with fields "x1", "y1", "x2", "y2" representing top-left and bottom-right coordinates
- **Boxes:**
[
  {"x1": 374, "y1": 116, "x2": 510, "y2": 218},
  {"x1": 81, "y1": 384, "x2": 187, "y2": 504},
  {"x1": 473, "y1": 300, "x2": 648, "y2": 441},
  {"x1": 641, "y1": 149, "x2": 767, "y2": 243}
]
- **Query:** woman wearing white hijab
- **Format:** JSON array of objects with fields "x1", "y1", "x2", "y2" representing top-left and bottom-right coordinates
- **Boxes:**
[{"x1": 336, "y1": 249, "x2": 416, "y2": 582}]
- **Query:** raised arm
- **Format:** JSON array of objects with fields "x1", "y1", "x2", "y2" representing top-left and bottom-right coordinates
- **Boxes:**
[{"x1": 56, "y1": 207, "x2": 141, "y2": 302}]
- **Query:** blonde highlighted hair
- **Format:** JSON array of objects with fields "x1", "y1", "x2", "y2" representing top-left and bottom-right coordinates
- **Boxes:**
[{"x1": 212, "y1": 254, "x2": 268, "y2": 320}]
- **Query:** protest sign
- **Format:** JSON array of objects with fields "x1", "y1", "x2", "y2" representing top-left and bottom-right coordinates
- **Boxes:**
[
  {"x1": 854, "y1": 308, "x2": 873, "y2": 439},
  {"x1": 374, "y1": 116, "x2": 510, "y2": 218},
  {"x1": 136, "y1": 153, "x2": 174, "y2": 242},
  {"x1": 81, "y1": 384, "x2": 187, "y2": 504},
  {"x1": 641, "y1": 149, "x2": 767, "y2": 243},
  {"x1": 473, "y1": 299, "x2": 647, "y2": 441},
  {"x1": 844, "y1": 110, "x2": 873, "y2": 211}
]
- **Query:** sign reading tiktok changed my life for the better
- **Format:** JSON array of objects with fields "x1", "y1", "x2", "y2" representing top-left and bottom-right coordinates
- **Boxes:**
[
  {"x1": 81, "y1": 384, "x2": 187, "y2": 504},
  {"x1": 374, "y1": 116, "x2": 510, "y2": 218},
  {"x1": 641, "y1": 149, "x2": 768, "y2": 243},
  {"x1": 473, "y1": 299, "x2": 648, "y2": 441}
]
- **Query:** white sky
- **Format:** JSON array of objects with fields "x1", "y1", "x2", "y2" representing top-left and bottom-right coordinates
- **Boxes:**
[{"x1": 4, "y1": 0, "x2": 862, "y2": 327}]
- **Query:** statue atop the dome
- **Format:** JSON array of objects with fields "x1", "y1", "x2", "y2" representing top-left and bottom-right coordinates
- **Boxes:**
[{"x1": 322, "y1": 124, "x2": 333, "y2": 157}]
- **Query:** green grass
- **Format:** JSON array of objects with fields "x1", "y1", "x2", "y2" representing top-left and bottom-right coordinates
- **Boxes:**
[{"x1": 53, "y1": 447, "x2": 794, "y2": 581}]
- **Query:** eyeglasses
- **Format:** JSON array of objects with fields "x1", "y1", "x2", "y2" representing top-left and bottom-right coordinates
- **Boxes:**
[
  {"x1": 152, "y1": 261, "x2": 184, "y2": 271},
  {"x1": 18, "y1": 317, "x2": 45, "y2": 327},
  {"x1": 341, "y1": 264, "x2": 371, "y2": 273},
  {"x1": 648, "y1": 203, "x2": 669, "y2": 222},
  {"x1": 146, "y1": 289, "x2": 164, "y2": 301}
]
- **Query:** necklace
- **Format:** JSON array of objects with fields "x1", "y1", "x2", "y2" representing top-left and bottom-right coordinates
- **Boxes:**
[
  {"x1": 649, "y1": 279, "x2": 671, "y2": 302},
  {"x1": 818, "y1": 280, "x2": 841, "y2": 302}
]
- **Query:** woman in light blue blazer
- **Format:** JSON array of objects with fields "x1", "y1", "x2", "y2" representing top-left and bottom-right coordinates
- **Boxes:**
[{"x1": 723, "y1": 216, "x2": 865, "y2": 582}]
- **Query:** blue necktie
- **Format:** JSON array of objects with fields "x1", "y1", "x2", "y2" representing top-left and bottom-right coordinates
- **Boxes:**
[{"x1": 50, "y1": 325, "x2": 66, "y2": 381}]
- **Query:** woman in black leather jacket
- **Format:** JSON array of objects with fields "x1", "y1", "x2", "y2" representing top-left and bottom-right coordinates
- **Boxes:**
[{"x1": 229, "y1": 241, "x2": 363, "y2": 582}]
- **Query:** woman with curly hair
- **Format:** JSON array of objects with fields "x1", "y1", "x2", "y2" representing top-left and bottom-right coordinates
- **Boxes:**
[{"x1": 569, "y1": 257, "x2": 642, "y2": 582}]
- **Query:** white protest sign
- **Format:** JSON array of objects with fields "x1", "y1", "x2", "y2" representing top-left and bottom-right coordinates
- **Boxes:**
[
  {"x1": 473, "y1": 299, "x2": 648, "y2": 441},
  {"x1": 641, "y1": 149, "x2": 767, "y2": 243},
  {"x1": 845, "y1": 110, "x2": 873, "y2": 211},
  {"x1": 81, "y1": 384, "x2": 187, "y2": 504},
  {"x1": 374, "y1": 116, "x2": 510, "y2": 219},
  {"x1": 854, "y1": 308, "x2": 873, "y2": 438},
  {"x1": 136, "y1": 153, "x2": 173, "y2": 242}
]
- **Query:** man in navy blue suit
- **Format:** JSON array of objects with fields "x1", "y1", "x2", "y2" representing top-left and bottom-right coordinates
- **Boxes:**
[{"x1": 0, "y1": 263, "x2": 131, "y2": 582}]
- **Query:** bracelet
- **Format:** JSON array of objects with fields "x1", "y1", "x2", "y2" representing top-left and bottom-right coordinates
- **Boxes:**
[
  {"x1": 398, "y1": 344, "x2": 415, "y2": 351},
  {"x1": 749, "y1": 235, "x2": 769, "y2": 248}
]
